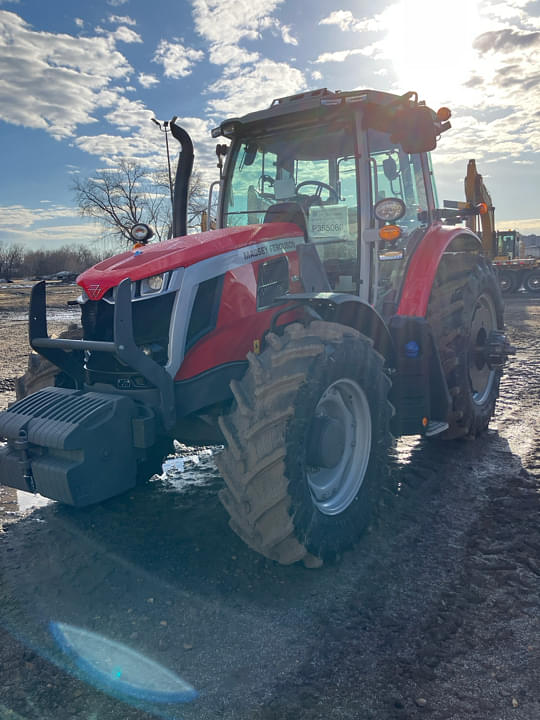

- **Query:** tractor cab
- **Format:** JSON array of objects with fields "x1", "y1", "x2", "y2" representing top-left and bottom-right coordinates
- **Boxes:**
[{"x1": 213, "y1": 89, "x2": 448, "y2": 316}]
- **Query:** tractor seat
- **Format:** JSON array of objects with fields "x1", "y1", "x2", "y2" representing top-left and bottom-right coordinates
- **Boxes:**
[{"x1": 263, "y1": 202, "x2": 307, "y2": 238}]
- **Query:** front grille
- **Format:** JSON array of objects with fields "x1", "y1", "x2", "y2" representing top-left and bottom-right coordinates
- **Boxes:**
[{"x1": 81, "y1": 292, "x2": 175, "y2": 384}]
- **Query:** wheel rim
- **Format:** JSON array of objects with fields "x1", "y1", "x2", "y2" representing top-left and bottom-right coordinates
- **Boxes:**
[
  {"x1": 469, "y1": 293, "x2": 497, "y2": 406},
  {"x1": 526, "y1": 273, "x2": 540, "y2": 292},
  {"x1": 306, "y1": 378, "x2": 371, "y2": 516}
]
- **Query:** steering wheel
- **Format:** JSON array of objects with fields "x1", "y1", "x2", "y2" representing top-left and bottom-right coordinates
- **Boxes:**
[
  {"x1": 296, "y1": 180, "x2": 339, "y2": 206},
  {"x1": 258, "y1": 174, "x2": 274, "y2": 191}
]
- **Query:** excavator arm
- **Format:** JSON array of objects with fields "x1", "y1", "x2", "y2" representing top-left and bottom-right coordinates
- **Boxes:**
[{"x1": 464, "y1": 159, "x2": 496, "y2": 258}]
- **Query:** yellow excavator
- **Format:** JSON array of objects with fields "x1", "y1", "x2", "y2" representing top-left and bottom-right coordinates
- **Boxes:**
[{"x1": 464, "y1": 159, "x2": 540, "y2": 294}]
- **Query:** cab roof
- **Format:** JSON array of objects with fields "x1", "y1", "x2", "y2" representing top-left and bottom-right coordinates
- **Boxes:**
[{"x1": 211, "y1": 88, "x2": 429, "y2": 139}]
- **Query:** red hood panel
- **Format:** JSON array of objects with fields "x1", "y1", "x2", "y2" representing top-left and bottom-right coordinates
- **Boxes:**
[{"x1": 77, "y1": 223, "x2": 303, "y2": 300}]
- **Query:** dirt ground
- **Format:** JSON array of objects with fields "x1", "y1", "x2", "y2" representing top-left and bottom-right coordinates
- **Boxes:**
[{"x1": 0, "y1": 281, "x2": 538, "y2": 720}]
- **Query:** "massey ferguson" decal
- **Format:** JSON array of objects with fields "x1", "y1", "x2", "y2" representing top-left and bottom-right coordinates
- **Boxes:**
[{"x1": 242, "y1": 237, "x2": 300, "y2": 262}]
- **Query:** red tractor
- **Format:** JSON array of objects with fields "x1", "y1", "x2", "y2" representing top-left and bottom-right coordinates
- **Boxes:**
[{"x1": 0, "y1": 89, "x2": 513, "y2": 566}]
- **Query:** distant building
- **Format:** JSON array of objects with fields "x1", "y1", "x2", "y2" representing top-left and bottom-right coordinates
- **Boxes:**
[{"x1": 522, "y1": 234, "x2": 540, "y2": 258}]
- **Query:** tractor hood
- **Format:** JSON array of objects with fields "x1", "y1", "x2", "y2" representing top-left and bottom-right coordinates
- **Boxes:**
[{"x1": 78, "y1": 223, "x2": 303, "y2": 301}]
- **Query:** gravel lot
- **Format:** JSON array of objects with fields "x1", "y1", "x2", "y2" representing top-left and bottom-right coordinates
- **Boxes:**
[{"x1": 0, "y1": 283, "x2": 538, "y2": 720}]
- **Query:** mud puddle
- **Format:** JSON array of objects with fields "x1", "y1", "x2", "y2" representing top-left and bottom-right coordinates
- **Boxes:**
[{"x1": 0, "y1": 308, "x2": 80, "y2": 324}]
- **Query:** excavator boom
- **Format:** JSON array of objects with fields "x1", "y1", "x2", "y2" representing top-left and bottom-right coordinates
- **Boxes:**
[{"x1": 464, "y1": 159, "x2": 496, "y2": 257}]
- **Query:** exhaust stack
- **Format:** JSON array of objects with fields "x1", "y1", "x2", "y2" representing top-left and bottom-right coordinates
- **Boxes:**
[{"x1": 170, "y1": 117, "x2": 194, "y2": 238}]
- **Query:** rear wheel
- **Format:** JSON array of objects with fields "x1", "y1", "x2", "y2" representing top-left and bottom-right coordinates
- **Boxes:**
[
  {"x1": 427, "y1": 254, "x2": 504, "y2": 439},
  {"x1": 216, "y1": 322, "x2": 393, "y2": 566},
  {"x1": 524, "y1": 269, "x2": 540, "y2": 294},
  {"x1": 497, "y1": 269, "x2": 517, "y2": 294}
]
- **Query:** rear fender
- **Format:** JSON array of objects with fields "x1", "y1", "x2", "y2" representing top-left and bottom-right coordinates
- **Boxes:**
[{"x1": 397, "y1": 225, "x2": 482, "y2": 317}]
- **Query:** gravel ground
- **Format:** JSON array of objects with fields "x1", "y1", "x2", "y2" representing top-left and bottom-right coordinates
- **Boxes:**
[{"x1": 0, "y1": 284, "x2": 538, "y2": 720}]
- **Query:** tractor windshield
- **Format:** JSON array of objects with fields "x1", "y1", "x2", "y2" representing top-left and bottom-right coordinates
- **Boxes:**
[{"x1": 223, "y1": 121, "x2": 360, "y2": 292}]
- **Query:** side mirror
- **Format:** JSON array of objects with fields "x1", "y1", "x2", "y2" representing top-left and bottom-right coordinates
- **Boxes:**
[
  {"x1": 243, "y1": 142, "x2": 258, "y2": 167},
  {"x1": 383, "y1": 157, "x2": 399, "y2": 181},
  {"x1": 391, "y1": 106, "x2": 437, "y2": 154}
]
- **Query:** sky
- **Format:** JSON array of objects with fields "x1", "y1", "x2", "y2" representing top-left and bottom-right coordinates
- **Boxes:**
[{"x1": 1, "y1": 0, "x2": 539, "y2": 251}]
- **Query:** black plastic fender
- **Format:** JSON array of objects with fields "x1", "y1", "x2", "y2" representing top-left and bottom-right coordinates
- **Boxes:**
[{"x1": 273, "y1": 292, "x2": 395, "y2": 363}]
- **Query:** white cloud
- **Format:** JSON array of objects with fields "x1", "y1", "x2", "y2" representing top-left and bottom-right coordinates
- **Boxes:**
[
  {"x1": 138, "y1": 72, "x2": 159, "y2": 88},
  {"x1": 258, "y1": 16, "x2": 298, "y2": 46},
  {"x1": 107, "y1": 0, "x2": 129, "y2": 6},
  {"x1": 191, "y1": 0, "x2": 305, "y2": 126},
  {"x1": 311, "y1": 70, "x2": 322, "y2": 81},
  {"x1": 208, "y1": 43, "x2": 259, "y2": 65},
  {"x1": 280, "y1": 24, "x2": 297, "y2": 45},
  {"x1": 104, "y1": 96, "x2": 154, "y2": 129},
  {"x1": 108, "y1": 14, "x2": 136, "y2": 25},
  {"x1": 0, "y1": 204, "x2": 103, "y2": 248},
  {"x1": 75, "y1": 113, "x2": 215, "y2": 175},
  {"x1": 314, "y1": 48, "x2": 365, "y2": 64},
  {"x1": 0, "y1": 10, "x2": 132, "y2": 138},
  {"x1": 319, "y1": 9, "x2": 383, "y2": 33},
  {"x1": 496, "y1": 217, "x2": 540, "y2": 234},
  {"x1": 73, "y1": 113, "x2": 221, "y2": 195},
  {"x1": 192, "y1": 0, "x2": 295, "y2": 66},
  {"x1": 74, "y1": 18, "x2": 83, "y2": 28},
  {"x1": 0, "y1": 204, "x2": 80, "y2": 228},
  {"x1": 192, "y1": 0, "x2": 284, "y2": 46},
  {"x1": 152, "y1": 39, "x2": 204, "y2": 78},
  {"x1": 111, "y1": 25, "x2": 142, "y2": 43},
  {"x1": 319, "y1": 10, "x2": 355, "y2": 31},
  {"x1": 207, "y1": 59, "x2": 305, "y2": 117}
]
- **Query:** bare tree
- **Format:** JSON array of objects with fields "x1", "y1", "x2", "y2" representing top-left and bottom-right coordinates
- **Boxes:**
[
  {"x1": 0, "y1": 244, "x2": 24, "y2": 281},
  {"x1": 153, "y1": 168, "x2": 207, "y2": 232},
  {"x1": 22, "y1": 246, "x2": 103, "y2": 278},
  {"x1": 74, "y1": 160, "x2": 207, "y2": 247}
]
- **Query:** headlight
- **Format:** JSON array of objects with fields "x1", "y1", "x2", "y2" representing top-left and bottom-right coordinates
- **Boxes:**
[
  {"x1": 130, "y1": 223, "x2": 154, "y2": 244},
  {"x1": 141, "y1": 274, "x2": 164, "y2": 294},
  {"x1": 374, "y1": 197, "x2": 406, "y2": 223}
]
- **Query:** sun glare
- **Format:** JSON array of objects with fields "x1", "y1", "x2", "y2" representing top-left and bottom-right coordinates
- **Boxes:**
[{"x1": 383, "y1": 0, "x2": 483, "y2": 105}]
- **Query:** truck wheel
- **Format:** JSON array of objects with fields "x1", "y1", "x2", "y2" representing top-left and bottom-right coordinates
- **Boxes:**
[
  {"x1": 216, "y1": 322, "x2": 393, "y2": 566},
  {"x1": 524, "y1": 269, "x2": 540, "y2": 294},
  {"x1": 15, "y1": 325, "x2": 82, "y2": 400},
  {"x1": 427, "y1": 255, "x2": 504, "y2": 439},
  {"x1": 498, "y1": 269, "x2": 517, "y2": 294}
]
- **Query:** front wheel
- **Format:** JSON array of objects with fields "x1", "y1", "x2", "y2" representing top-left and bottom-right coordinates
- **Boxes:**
[{"x1": 216, "y1": 322, "x2": 393, "y2": 565}]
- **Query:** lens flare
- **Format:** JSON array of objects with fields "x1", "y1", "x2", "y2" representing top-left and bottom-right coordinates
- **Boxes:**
[{"x1": 51, "y1": 621, "x2": 197, "y2": 704}]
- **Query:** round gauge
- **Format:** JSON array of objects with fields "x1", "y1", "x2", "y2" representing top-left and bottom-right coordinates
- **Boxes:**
[{"x1": 374, "y1": 197, "x2": 406, "y2": 222}]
